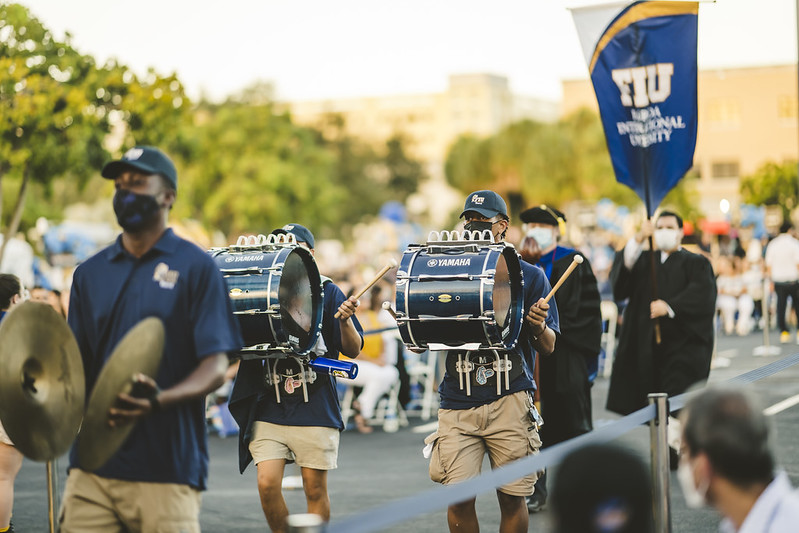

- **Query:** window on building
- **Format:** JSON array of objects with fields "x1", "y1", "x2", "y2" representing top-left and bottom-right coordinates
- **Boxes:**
[
  {"x1": 778, "y1": 95, "x2": 798, "y2": 120},
  {"x1": 705, "y1": 98, "x2": 740, "y2": 126},
  {"x1": 711, "y1": 161, "x2": 740, "y2": 179}
]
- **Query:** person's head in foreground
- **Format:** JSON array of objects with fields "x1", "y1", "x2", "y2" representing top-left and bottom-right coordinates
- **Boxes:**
[
  {"x1": 678, "y1": 386, "x2": 799, "y2": 531},
  {"x1": 551, "y1": 443, "x2": 653, "y2": 533}
]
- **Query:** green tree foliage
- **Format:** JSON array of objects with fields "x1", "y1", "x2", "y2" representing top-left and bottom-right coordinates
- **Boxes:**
[
  {"x1": 445, "y1": 109, "x2": 682, "y2": 216},
  {"x1": 740, "y1": 160, "x2": 799, "y2": 220},
  {"x1": 176, "y1": 102, "x2": 339, "y2": 238},
  {"x1": 178, "y1": 105, "x2": 426, "y2": 241},
  {"x1": 0, "y1": 3, "x2": 105, "y2": 258},
  {"x1": 0, "y1": 3, "x2": 190, "y2": 261}
]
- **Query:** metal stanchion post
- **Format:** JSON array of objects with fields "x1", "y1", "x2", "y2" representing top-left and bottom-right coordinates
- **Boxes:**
[
  {"x1": 754, "y1": 277, "x2": 781, "y2": 356},
  {"x1": 287, "y1": 513, "x2": 326, "y2": 533},
  {"x1": 46, "y1": 459, "x2": 59, "y2": 533},
  {"x1": 648, "y1": 393, "x2": 671, "y2": 533}
]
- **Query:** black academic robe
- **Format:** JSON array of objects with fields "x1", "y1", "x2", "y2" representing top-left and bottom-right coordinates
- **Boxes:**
[
  {"x1": 538, "y1": 248, "x2": 603, "y2": 445},
  {"x1": 606, "y1": 247, "x2": 717, "y2": 415}
]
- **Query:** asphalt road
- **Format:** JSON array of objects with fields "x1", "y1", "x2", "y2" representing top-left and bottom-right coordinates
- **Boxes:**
[{"x1": 13, "y1": 328, "x2": 799, "y2": 532}]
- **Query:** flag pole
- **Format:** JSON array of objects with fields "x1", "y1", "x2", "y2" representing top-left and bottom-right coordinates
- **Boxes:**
[{"x1": 641, "y1": 147, "x2": 663, "y2": 345}]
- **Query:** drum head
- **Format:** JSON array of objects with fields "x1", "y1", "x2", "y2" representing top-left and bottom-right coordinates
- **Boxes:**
[
  {"x1": 279, "y1": 248, "x2": 323, "y2": 354},
  {"x1": 493, "y1": 253, "x2": 512, "y2": 329}
]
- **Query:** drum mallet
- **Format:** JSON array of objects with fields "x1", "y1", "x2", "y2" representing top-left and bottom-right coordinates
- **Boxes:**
[
  {"x1": 381, "y1": 301, "x2": 397, "y2": 319},
  {"x1": 334, "y1": 258, "x2": 398, "y2": 318},
  {"x1": 542, "y1": 255, "x2": 583, "y2": 304}
]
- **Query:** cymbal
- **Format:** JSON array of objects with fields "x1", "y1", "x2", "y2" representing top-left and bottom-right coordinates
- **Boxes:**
[
  {"x1": 77, "y1": 316, "x2": 164, "y2": 472},
  {"x1": 0, "y1": 301, "x2": 84, "y2": 461}
]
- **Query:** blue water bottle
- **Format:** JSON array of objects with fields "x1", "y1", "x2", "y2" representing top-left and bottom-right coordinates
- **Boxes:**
[{"x1": 309, "y1": 357, "x2": 358, "y2": 379}]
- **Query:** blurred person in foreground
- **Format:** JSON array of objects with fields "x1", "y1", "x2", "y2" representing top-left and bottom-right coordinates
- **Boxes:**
[
  {"x1": 228, "y1": 223, "x2": 363, "y2": 533},
  {"x1": 550, "y1": 443, "x2": 653, "y2": 533},
  {"x1": 423, "y1": 190, "x2": 559, "y2": 533},
  {"x1": 606, "y1": 211, "x2": 716, "y2": 466},
  {"x1": 0, "y1": 273, "x2": 27, "y2": 533},
  {"x1": 518, "y1": 205, "x2": 603, "y2": 513},
  {"x1": 679, "y1": 386, "x2": 799, "y2": 532},
  {"x1": 60, "y1": 146, "x2": 243, "y2": 532}
]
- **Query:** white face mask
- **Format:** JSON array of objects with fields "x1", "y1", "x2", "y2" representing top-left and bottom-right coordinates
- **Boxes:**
[
  {"x1": 677, "y1": 458, "x2": 709, "y2": 508},
  {"x1": 654, "y1": 228, "x2": 680, "y2": 251},
  {"x1": 527, "y1": 227, "x2": 556, "y2": 250}
]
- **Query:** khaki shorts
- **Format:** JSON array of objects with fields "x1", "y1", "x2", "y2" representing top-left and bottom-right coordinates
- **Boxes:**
[
  {"x1": 426, "y1": 390, "x2": 542, "y2": 497},
  {"x1": 58, "y1": 469, "x2": 201, "y2": 533},
  {"x1": 249, "y1": 421, "x2": 340, "y2": 470},
  {"x1": 0, "y1": 419, "x2": 13, "y2": 446}
]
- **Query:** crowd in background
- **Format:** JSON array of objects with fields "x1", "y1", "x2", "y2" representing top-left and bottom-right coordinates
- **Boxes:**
[{"x1": 4, "y1": 207, "x2": 799, "y2": 432}]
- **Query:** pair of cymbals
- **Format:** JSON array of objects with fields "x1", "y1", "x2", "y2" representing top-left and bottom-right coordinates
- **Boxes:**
[{"x1": 0, "y1": 302, "x2": 164, "y2": 470}]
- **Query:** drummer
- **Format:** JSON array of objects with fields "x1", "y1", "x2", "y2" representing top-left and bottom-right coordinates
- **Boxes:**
[
  {"x1": 424, "y1": 190, "x2": 559, "y2": 533},
  {"x1": 0, "y1": 273, "x2": 26, "y2": 533},
  {"x1": 60, "y1": 146, "x2": 243, "y2": 533},
  {"x1": 228, "y1": 223, "x2": 363, "y2": 533}
]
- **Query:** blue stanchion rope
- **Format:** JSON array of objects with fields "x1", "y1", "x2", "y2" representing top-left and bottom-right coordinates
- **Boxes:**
[{"x1": 327, "y1": 351, "x2": 799, "y2": 533}]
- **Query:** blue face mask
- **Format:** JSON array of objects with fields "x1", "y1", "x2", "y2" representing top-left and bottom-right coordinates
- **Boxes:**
[
  {"x1": 527, "y1": 227, "x2": 555, "y2": 250},
  {"x1": 113, "y1": 189, "x2": 161, "y2": 232}
]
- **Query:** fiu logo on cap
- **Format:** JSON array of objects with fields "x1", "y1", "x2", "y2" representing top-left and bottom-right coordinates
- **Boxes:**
[
  {"x1": 611, "y1": 63, "x2": 673, "y2": 108},
  {"x1": 153, "y1": 262, "x2": 179, "y2": 289},
  {"x1": 471, "y1": 194, "x2": 485, "y2": 205},
  {"x1": 123, "y1": 148, "x2": 144, "y2": 160}
]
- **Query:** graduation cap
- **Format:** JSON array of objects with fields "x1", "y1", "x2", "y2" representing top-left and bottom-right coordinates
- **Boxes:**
[{"x1": 520, "y1": 205, "x2": 567, "y2": 236}]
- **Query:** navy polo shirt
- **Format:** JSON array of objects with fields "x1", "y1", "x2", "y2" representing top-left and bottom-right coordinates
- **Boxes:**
[
  {"x1": 68, "y1": 228, "x2": 243, "y2": 489},
  {"x1": 438, "y1": 260, "x2": 560, "y2": 410},
  {"x1": 254, "y1": 281, "x2": 363, "y2": 429}
]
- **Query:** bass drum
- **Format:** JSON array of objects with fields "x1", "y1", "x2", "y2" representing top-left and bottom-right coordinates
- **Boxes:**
[
  {"x1": 395, "y1": 241, "x2": 524, "y2": 351},
  {"x1": 210, "y1": 244, "x2": 323, "y2": 356}
]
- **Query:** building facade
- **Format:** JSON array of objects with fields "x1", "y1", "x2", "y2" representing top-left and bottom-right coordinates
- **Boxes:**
[{"x1": 281, "y1": 74, "x2": 559, "y2": 226}]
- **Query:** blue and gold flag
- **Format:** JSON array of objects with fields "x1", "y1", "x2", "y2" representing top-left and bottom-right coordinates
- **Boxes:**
[{"x1": 571, "y1": 1, "x2": 698, "y2": 215}]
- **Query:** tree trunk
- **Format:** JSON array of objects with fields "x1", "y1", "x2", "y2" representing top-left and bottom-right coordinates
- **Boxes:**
[{"x1": 0, "y1": 168, "x2": 30, "y2": 266}]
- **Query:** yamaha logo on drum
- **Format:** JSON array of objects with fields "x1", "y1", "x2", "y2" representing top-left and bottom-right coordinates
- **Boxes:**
[
  {"x1": 438, "y1": 294, "x2": 452, "y2": 303},
  {"x1": 225, "y1": 254, "x2": 265, "y2": 263},
  {"x1": 427, "y1": 258, "x2": 472, "y2": 268}
]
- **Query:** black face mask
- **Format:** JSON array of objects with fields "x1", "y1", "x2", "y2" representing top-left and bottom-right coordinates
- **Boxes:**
[
  {"x1": 464, "y1": 220, "x2": 494, "y2": 233},
  {"x1": 113, "y1": 189, "x2": 161, "y2": 232}
]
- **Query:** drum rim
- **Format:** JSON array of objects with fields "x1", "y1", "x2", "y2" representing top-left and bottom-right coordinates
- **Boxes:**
[
  {"x1": 211, "y1": 245, "x2": 324, "y2": 356},
  {"x1": 395, "y1": 243, "x2": 524, "y2": 351}
]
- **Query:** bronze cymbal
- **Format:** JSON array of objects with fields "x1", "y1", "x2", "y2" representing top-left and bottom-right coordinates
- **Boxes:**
[
  {"x1": 0, "y1": 301, "x2": 84, "y2": 461},
  {"x1": 77, "y1": 316, "x2": 164, "y2": 472}
]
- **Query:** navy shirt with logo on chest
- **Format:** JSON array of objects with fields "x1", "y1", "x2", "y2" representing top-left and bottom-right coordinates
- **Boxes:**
[
  {"x1": 438, "y1": 260, "x2": 559, "y2": 410},
  {"x1": 67, "y1": 228, "x2": 242, "y2": 490},
  {"x1": 254, "y1": 281, "x2": 363, "y2": 429}
]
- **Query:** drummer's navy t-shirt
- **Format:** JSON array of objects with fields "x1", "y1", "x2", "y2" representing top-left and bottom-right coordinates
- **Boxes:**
[
  {"x1": 438, "y1": 260, "x2": 559, "y2": 410},
  {"x1": 67, "y1": 229, "x2": 243, "y2": 490},
  {"x1": 254, "y1": 281, "x2": 364, "y2": 429}
]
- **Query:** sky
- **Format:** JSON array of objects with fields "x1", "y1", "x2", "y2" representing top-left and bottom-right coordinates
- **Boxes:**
[{"x1": 19, "y1": 0, "x2": 799, "y2": 103}]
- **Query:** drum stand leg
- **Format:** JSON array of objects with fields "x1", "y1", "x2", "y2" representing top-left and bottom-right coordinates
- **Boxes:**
[
  {"x1": 464, "y1": 352, "x2": 472, "y2": 397},
  {"x1": 292, "y1": 357, "x2": 309, "y2": 403},
  {"x1": 47, "y1": 458, "x2": 59, "y2": 533},
  {"x1": 457, "y1": 353, "x2": 464, "y2": 392},
  {"x1": 267, "y1": 359, "x2": 282, "y2": 404}
]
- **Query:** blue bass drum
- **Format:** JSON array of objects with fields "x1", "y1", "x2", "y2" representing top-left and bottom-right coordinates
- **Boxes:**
[
  {"x1": 395, "y1": 232, "x2": 524, "y2": 351},
  {"x1": 209, "y1": 235, "x2": 324, "y2": 356}
]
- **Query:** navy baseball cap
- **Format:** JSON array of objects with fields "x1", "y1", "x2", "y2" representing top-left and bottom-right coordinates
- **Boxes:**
[
  {"x1": 459, "y1": 190, "x2": 508, "y2": 219},
  {"x1": 279, "y1": 223, "x2": 315, "y2": 249},
  {"x1": 101, "y1": 146, "x2": 178, "y2": 191}
]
